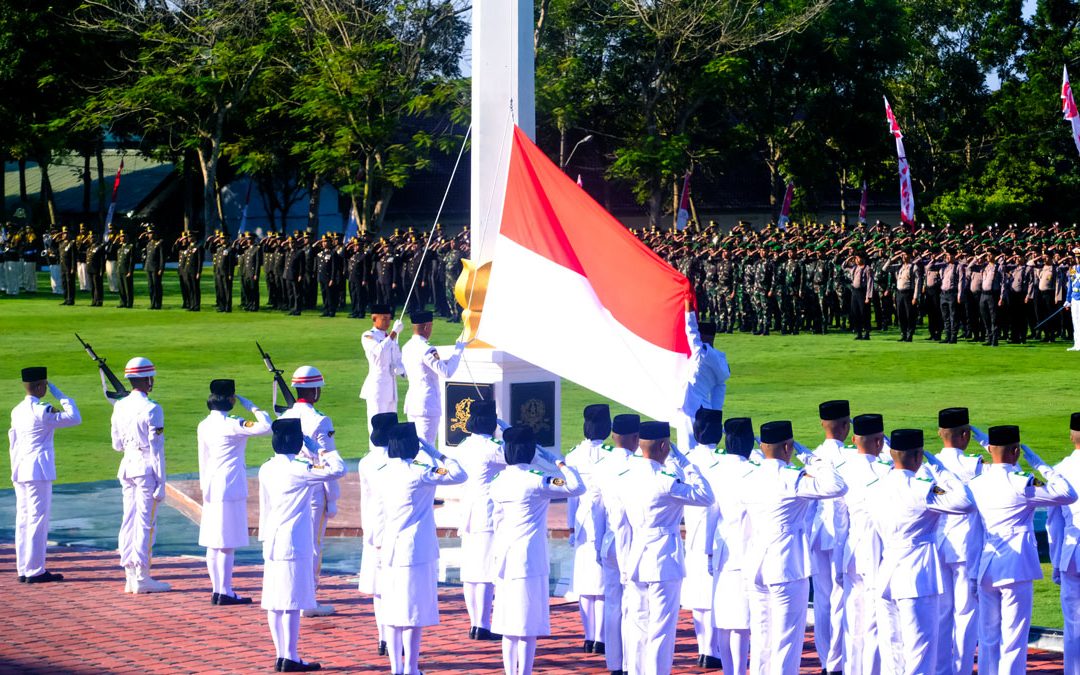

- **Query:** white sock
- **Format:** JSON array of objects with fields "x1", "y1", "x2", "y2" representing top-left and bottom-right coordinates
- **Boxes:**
[
  {"x1": 388, "y1": 627, "x2": 404, "y2": 674},
  {"x1": 206, "y1": 548, "x2": 220, "y2": 593},
  {"x1": 579, "y1": 595, "x2": 605, "y2": 642},
  {"x1": 693, "y1": 608, "x2": 718, "y2": 656},
  {"x1": 464, "y1": 581, "x2": 481, "y2": 627},
  {"x1": 219, "y1": 548, "x2": 234, "y2": 596},
  {"x1": 283, "y1": 610, "x2": 300, "y2": 661},
  {"x1": 516, "y1": 635, "x2": 536, "y2": 675},
  {"x1": 502, "y1": 636, "x2": 519, "y2": 675},
  {"x1": 402, "y1": 627, "x2": 421, "y2": 674},
  {"x1": 718, "y1": 628, "x2": 750, "y2": 675},
  {"x1": 479, "y1": 583, "x2": 494, "y2": 628},
  {"x1": 268, "y1": 610, "x2": 284, "y2": 658}
]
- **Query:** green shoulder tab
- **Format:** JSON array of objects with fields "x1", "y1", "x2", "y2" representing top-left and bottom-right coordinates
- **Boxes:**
[
  {"x1": 528, "y1": 468, "x2": 544, "y2": 476},
  {"x1": 148, "y1": 398, "x2": 158, "y2": 404},
  {"x1": 601, "y1": 444, "x2": 614, "y2": 452},
  {"x1": 783, "y1": 464, "x2": 802, "y2": 471},
  {"x1": 875, "y1": 459, "x2": 891, "y2": 466},
  {"x1": 915, "y1": 475, "x2": 932, "y2": 482},
  {"x1": 965, "y1": 453, "x2": 983, "y2": 459},
  {"x1": 493, "y1": 439, "x2": 504, "y2": 445},
  {"x1": 228, "y1": 414, "x2": 244, "y2": 421},
  {"x1": 618, "y1": 469, "x2": 630, "y2": 476},
  {"x1": 412, "y1": 460, "x2": 431, "y2": 469},
  {"x1": 749, "y1": 460, "x2": 761, "y2": 467},
  {"x1": 660, "y1": 470, "x2": 677, "y2": 478},
  {"x1": 1013, "y1": 470, "x2": 1032, "y2": 477}
]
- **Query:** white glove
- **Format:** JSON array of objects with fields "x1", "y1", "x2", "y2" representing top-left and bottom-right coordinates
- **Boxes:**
[
  {"x1": 454, "y1": 340, "x2": 468, "y2": 353},
  {"x1": 235, "y1": 395, "x2": 255, "y2": 411},
  {"x1": 47, "y1": 382, "x2": 64, "y2": 399},
  {"x1": 326, "y1": 503, "x2": 338, "y2": 519},
  {"x1": 793, "y1": 440, "x2": 814, "y2": 464},
  {"x1": 1021, "y1": 444, "x2": 1051, "y2": 474},
  {"x1": 668, "y1": 444, "x2": 691, "y2": 468},
  {"x1": 496, "y1": 418, "x2": 509, "y2": 431},
  {"x1": 1053, "y1": 567, "x2": 1062, "y2": 585},
  {"x1": 970, "y1": 426, "x2": 990, "y2": 448},
  {"x1": 391, "y1": 320, "x2": 404, "y2": 336},
  {"x1": 153, "y1": 480, "x2": 166, "y2": 503}
]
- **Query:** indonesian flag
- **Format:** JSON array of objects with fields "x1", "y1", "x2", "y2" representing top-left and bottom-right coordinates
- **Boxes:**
[
  {"x1": 676, "y1": 171, "x2": 691, "y2": 231},
  {"x1": 858, "y1": 180, "x2": 868, "y2": 224},
  {"x1": 477, "y1": 127, "x2": 694, "y2": 420},
  {"x1": 884, "y1": 96, "x2": 915, "y2": 227},
  {"x1": 104, "y1": 159, "x2": 124, "y2": 235},
  {"x1": 1062, "y1": 66, "x2": 1080, "y2": 156},
  {"x1": 777, "y1": 181, "x2": 794, "y2": 230}
]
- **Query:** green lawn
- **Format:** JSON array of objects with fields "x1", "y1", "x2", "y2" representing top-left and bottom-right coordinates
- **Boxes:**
[{"x1": 0, "y1": 270, "x2": 1074, "y2": 626}]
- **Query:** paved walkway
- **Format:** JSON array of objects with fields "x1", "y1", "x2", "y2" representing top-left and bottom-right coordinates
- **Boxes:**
[{"x1": 0, "y1": 544, "x2": 1065, "y2": 674}]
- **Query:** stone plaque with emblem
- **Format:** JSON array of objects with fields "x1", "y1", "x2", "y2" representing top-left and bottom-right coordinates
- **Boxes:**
[
  {"x1": 509, "y1": 381, "x2": 556, "y2": 447},
  {"x1": 444, "y1": 382, "x2": 495, "y2": 447}
]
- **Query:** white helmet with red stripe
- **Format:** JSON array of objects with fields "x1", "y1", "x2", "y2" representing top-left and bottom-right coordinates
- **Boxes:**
[
  {"x1": 291, "y1": 365, "x2": 325, "y2": 389},
  {"x1": 124, "y1": 357, "x2": 156, "y2": 379}
]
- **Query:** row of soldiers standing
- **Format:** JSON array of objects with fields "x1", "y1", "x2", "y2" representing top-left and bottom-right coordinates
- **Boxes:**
[{"x1": 0, "y1": 223, "x2": 41, "y2": 296}]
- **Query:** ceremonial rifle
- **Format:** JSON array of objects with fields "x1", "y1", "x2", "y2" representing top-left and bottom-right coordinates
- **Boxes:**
[
  {"x1": 257, "y1": 342, "x2": 295, "y2": 415},
  {"x1": 75, "y1": 333, "x2": 129, "y2": 400}
]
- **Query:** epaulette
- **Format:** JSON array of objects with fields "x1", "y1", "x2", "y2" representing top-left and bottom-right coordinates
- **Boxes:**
[
  {"x1": 292, "y1": 456, "x2": 312, "y2": 467},
  {"x1": 748, "y1": 460, "x2": 761, "y2": 467},
  {"x1": 783, "y1": 464, "x2": 803, "y2": 471},
  {"x1": 875, "y1": 459, "x2": 891, "y2": 466},
  {"x1": 148, "y1": 398, "x2": 158, "y2": 404},
  {"x1": 228, "y1": 414, "x2": 244, "y2": 421},
  {"x1": 1013, "y1": 470, "x2": 1032, "y2": 478},
  {"x1": 493, "y1": 439, "x2": 504, "y2": 445}
]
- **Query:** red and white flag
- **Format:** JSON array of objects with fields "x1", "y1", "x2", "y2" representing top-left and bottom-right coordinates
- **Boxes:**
[
  {"x1": 858, "y1": 180, "x2": 868, "y2": 224},
  {"x1": 1062, "y1": 66, "x2": 1080, "y2": 156},
  {"x1": 777, "y1": 181, "x2": 794, "y2": 230},
  {"x1": 477, "y1": 127, "x2": 695, "y2": 419},
  {"x1": 884, "y1": 96, "x2": 915, "y2": 227},
  {"x1": 104, "y1": 158, "x2": 124, "y2": 235},
  {"x1": 676, "y1": 171, "x2": 692, "y2": 231}
]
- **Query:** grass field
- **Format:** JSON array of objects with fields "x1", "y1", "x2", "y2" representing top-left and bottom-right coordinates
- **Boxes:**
[{"x1": 0, "y1": 270, "x2": 1074, "y2": 626}]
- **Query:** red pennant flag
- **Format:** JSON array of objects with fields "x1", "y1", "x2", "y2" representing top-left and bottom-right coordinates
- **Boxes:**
[
  {"x1": 777, "y1": 181, "x2": 795, "y2": 230},
  {"x1": 104, "y1": 159, "x2": 125, "y2": 235},
  {"x1": 884, "y1": 97, "x2": 915, "y2": 228},
  {"x1": 1062, "y1": 66, "x2": 1080, "y2": 156},
  {"x1": 676, "y1": 171, "x2": 692, "y2": 231}
]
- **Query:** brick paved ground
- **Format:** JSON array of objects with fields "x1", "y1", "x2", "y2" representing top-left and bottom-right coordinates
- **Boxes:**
[{"x1": 0, "y1": 544, "x2": 1064, "y2": 674}]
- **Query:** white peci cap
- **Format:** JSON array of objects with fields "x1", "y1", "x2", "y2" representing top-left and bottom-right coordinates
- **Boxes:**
[
  {"x1": 124, "y1": 357, "x2": 156, "y2": 379},
  {"x1": 291, "y1": 365, "x2": 325, "y2": 389}
]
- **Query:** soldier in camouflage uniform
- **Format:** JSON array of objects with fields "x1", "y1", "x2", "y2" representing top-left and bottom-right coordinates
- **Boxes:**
[
  {"x1": 778, "y1": 246, "x2": 803, "y2": 334},
  {"x1": 751, "y1": 247, "x2": 775, "y2": 335},
  {"x1": 441, "y1": 237, "x2": 463, "y2": 323},
  {"x1": 714, "y1": 247, "x2": 736, "y2": 333}
]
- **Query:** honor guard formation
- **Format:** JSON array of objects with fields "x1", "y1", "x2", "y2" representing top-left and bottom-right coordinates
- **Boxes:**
[{"x1": 10, "y1": 303, "x2": 1080, "y2": 675}]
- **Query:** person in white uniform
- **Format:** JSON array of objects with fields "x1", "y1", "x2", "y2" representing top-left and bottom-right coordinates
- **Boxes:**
[
  {"x1": 401, "y1": 309, "x2": 465, "y2": 445},
  {"x1": 873, "y1": 428, "x2": 975, "y2": 675},
  {"x1": 1066, "y1": 248, "x2": 1080, "y2": 351},
  {"x1": 834, "y1": 413, "x2": 890, "y2": 675},
  {"x1": 969, "y1": 425, "x2": 1078, "y2": 675},
  {"x1": 491, "y1": 425, "x2": 585, "y2": 675},
  {"x1": 741, "y1": 419, "x2": 846, "y2": 675},
  {"x1": 197, "y1": 378, "x2": 272, "y2": 605},
  {"x1": 9, "y1": 366, "x2": 81, "y2": 583},
  {"x1": 259, "y1": 417, "x2": 346, "y2": 673},
  {"x1": 565, "y1": 403, "x2": 612, "y2": 655},
  {"x1": 110, "y1": 356, "x2": 170, "y2": 594},
  {"x1": 808, "y1": 399, "x2": 850, "y2": 675},
  {"x1": 682, "y1": 408, "x2": 724, "y2": 670},
  {"x1": 675, "y1": 306, "x2": 730, "y2": 452},
  {"x1": 357, "y1": 411, "x2": 399, "y2": 656},
  {"x1": 443, "y1": 399, "x2": 506, "y2": 641},
  {"x1": 278, "y1": 365, "x2": 340, "y2": 617},
  {"x1": 616, "y1": 421, "x2": 714, "y2": 675},
  {"x1": 1047, "y1": 412, "x2": 1080, "y2": 675},
  {"x1": 707, "y1": 416, "x2": 755, "y2": 675},
  {"x1": 359, "y1": 304, "x2": 404, "y2": 430},
  {"x1": 595, "y1": 413, "x2": 640, "y2": 675},
  {"x1": 376, "y1": 422, "x2": 467, "y2": 675},
  {"x1": 931, "y1": 406, "x2": 984, "y2": 675}
]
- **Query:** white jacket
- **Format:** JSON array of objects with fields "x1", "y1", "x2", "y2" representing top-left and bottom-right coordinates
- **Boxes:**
[
  {"x1": 359, "y1": 327, "x2": 403, "y2": 403},
  {"x1": 402, "y1": 335, "x2": 463, "y2": 418},
  {"x1": 9, "y1": 394, "x2": 81, "y2": 482},
  {"x1": 258, "y1": 451, "x2": 346, "y2": 561},
  {"x1": 197, "y1": 408, "x2": 272, "y2": 503},
  {"x1": 110, "y1": 390, "x2": 165, "y2": 482},
  {"x1": 377, "y1": 454, "x2": 467, "y2": 567}
]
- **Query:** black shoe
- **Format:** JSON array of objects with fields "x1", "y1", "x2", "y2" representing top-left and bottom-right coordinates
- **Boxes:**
[
  {"x1": 25, "y1": 571, "x2": 63, "y2": 583},
  {"x1": 583, "y1": 639, "x2": 594, "y2": 653},
  {"x1": 217, "y1": 593, "x2": 252, "y2": 605},
  {"x1": 17, "y1": 575, "x2": 25, "y2": 583},
  {"x1": 211, "y1": 592, "x2": 220, "y2": 605},
  {"x1": 591, "y1": 641, "x2": 606, "y2": 654},
  {"x1": 701, "y1": 655, "x2": 723, "y2": 669},
  {"x1": 377, "y1": 641, "x2": 387, "y2": 656},
  {"x1": 275, "y1": 658, "x2": 283, "y2": 672},
  {"x1": 280, "y1": 658, "x2": 321, "y2": 672},
  {"x1": 474, "y1": 627, "x2": 501, "y2": 640},
  {"x1": 469, "y1": 626, "x2": 477, "y2": 639},
  {"x1": 698, "y1": 654, "x2": 706, "y2": 667}
]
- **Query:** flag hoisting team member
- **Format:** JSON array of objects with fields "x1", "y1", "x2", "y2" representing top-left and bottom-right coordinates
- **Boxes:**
[
  {"x1": 375, "y1": 422, "x2": 467, "y2": 675},
  {"x1": 682, "y1": 408, "x2": 724, "y2": 670},
  {"x1": 110, "y1": 356, "x2": 170, "y2": 594},
  {"x1": 834, "y1": 413, "x2": 891, "y2": 675},
  {"x1": 442, "y1": 399, "x2": 506, "y2": 641},
  {"x1": 596, "y1": 413, "x2": 640, "y2": 675},
  {"x1": 1047, "y1": 412, "x2": 1080, "y2": 675},
  {"x1": 401, "y1": 310, "x2": 466, "y2": 445},
  {"x1": 259, "y1": 417, "x2": 346, "y2": 673},
  {"x1": 807, "y1": 399, "x2": 850, "y2": 675},
  {"x1": 565, "y1": 403, "x2": 612, "y2": 655},
  {"x1": 675, "y1": 303, "x2": 730, "y2": 453},
  {"x1": 9, "y1": 366, "x2": 81, "y2": 583},
  {"x1": 196, "y1": 378, "x2": 272, "y2": 605},
  {"x1": 707, "y1": 416, "x2": 755, "y2": 675},
  {"x1": 277, "y1": 365, "x2": 340, "y2": 617},
  {"x1": 359, "y1": 304, "x2": 404, "y2": 431},
  {"x1": 357, "y1": 411, "x2": 399, "y2": 656},
  {"x1": 491, "y1": 425, "x2": 585, "y2": 675},
  {"x1": 932, "y1": 407, "x2": 985, "y2": 675},
  {"x1": 616, "y1": 421, "x2": 714, "y2": 675},
  {"x1": 873, "y1": 429, "x2": 975, "y2": 675},
  {"x1": 741, "y1": 420, "x2": 846, "y2": 675},
  {"x1": 968, "y1": 425, "x2": 1077, "y2": 674}
]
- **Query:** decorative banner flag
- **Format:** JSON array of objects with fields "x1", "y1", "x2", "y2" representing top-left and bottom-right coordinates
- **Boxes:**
[
  {"x1": 777, "y1": 181, "x2": 795, "y2": 230},
  {"x1": 858, "y1": 180, "x2": 868, "y2": 224},
  {"x1": 1062, "y1": 65, "x2": 1080, "y2": 156},
  {"x1": 104, "y1": 159, "x2": 124, "y2": 235},
  {"x1": 238, "y1": 178, "x2": 254, "y2": 233},
  {"x1": 478, "y1": 126, "x2": 694, "y2": 420},
  {"x1": 884, "y1": 96, "x2": 915, "y2": 228},
  {"x1": 675, "y1": 171, "x2": 692, "y2": 231},
  {"x1": 576, "y1": 174, "x2": 583, "y2": 187},
  {"x1": 344, "y1": 204, "x2": 360, "y2": 241}
]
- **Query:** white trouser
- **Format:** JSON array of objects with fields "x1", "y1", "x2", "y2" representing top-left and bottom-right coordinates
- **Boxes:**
[
  {"x1": 749, "y1": 577, "x2": 810, "y2": 675},
  {"x1": 1073, "y1": 303, "x2": 1080, "y2": 349},
  {"x1": 106, "y1": 260, "x2": 118, "y2": 292},
  {"x1": 842, "y1": 571, "x2": 879, "y2": 675},
  {"x1": 5, "y1": 261, "x2": 18, "y2": 295},
  {"x1": 624, "y1": 579, "x2": 681, "y2": 675},
  {"x1": 50, "y1": 264, "x2": 61, "y2": 294},
  {"x1": 1064, "y1": 572, "x2": 1080, "y2": 675},
  {"x1": 310, "y1": 489, "x2": 329, "y2": 591},
  {"x1": 119, "y1": 474, "x2": 158, "y2": 569},
  {"x1": 77, "y1": 262, "x2": 88, "y2": 290},
  {"x1": 978, "y1": 579, "x2": 1033, "y2": 675},
  {"x1": 602, "y1": 555, "x2": 625, "y2": 672},
  {"x1": 14, "y1": 480, "x2": 52, "y2": 577},
  {"x1": 937, "y1": 559, "x2": 978, "y2": 675},
  {"x1": 408, "y1": 414, "x2": 439, "y2": 446},
  {"x1": 811, "y1": 547, "x2": 844, "y2": 672},
  {"x1": 881, "y1": 594, "x2": 939, "y2": 675},
  {"x1": 363, "y1": 395, "x2": 397, "y2": 432},
  {"x1": 23, "y1": 261, "x2": 36, "y2": 291}
]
